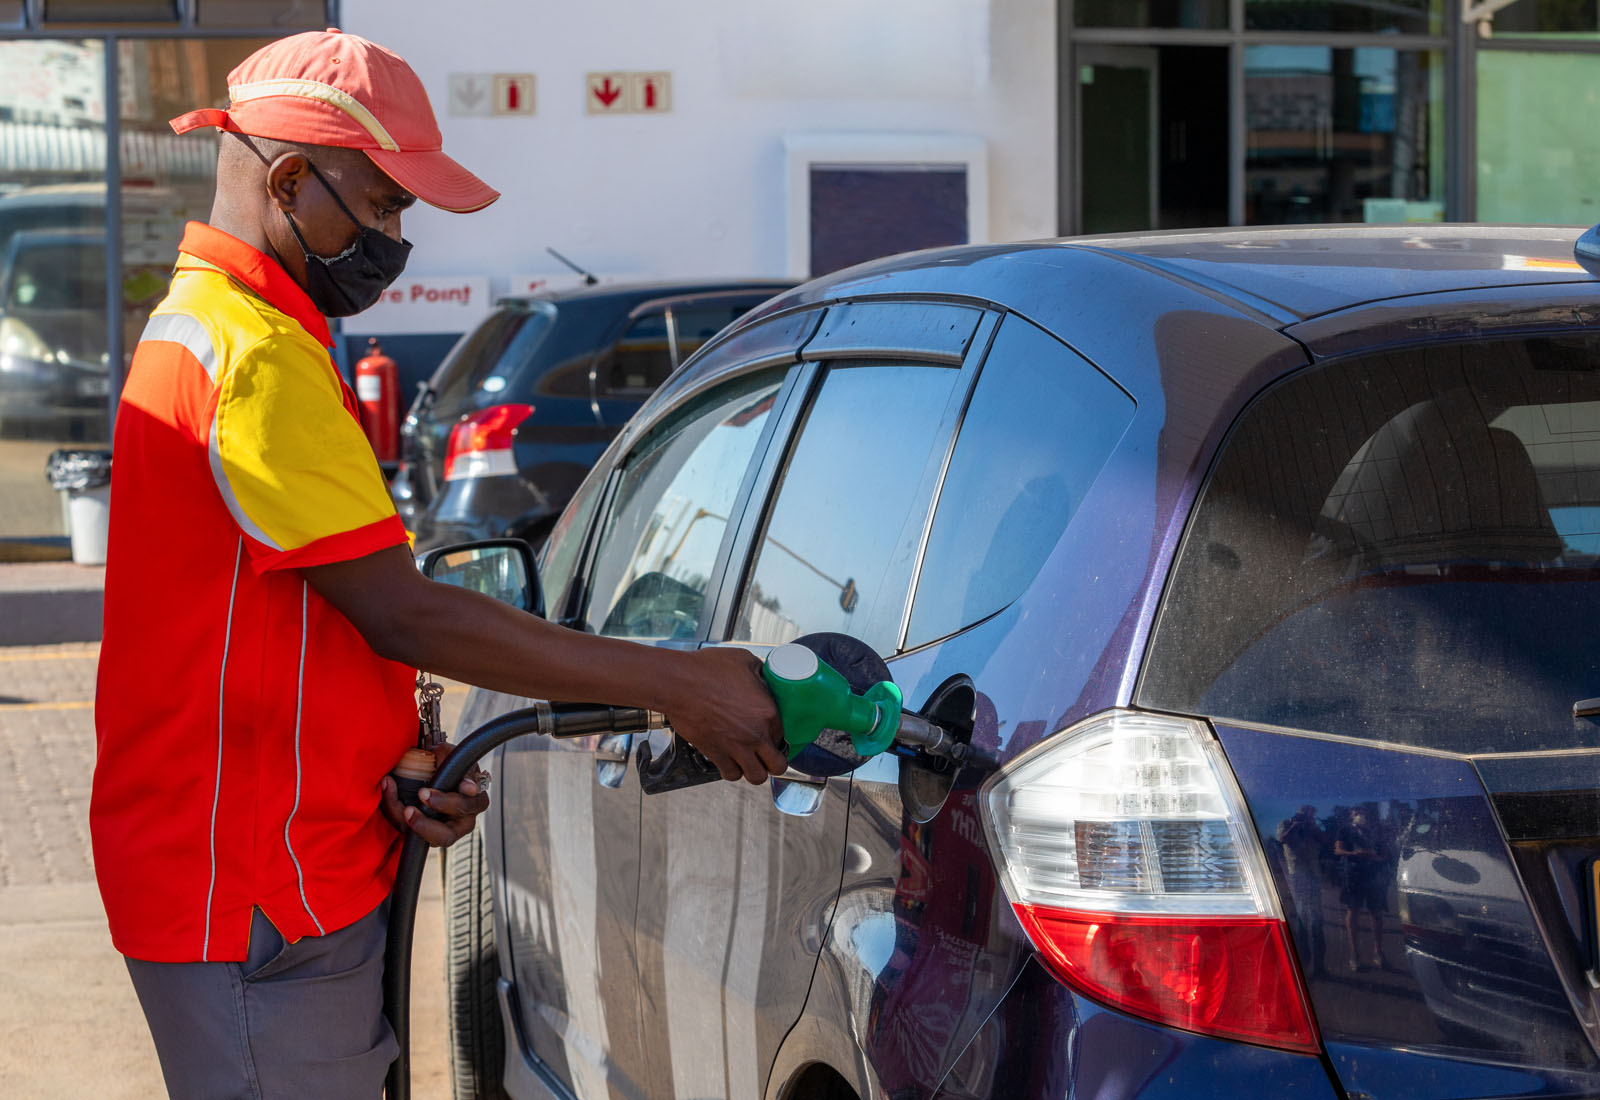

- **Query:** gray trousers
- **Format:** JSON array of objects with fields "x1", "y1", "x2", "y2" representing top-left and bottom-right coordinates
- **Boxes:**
[{"x1": 124, "y1": 902, "x2": 397, "y2": 1100}]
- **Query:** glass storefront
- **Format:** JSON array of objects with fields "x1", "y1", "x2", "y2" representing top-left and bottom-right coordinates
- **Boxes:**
[
  {"x1": 0, "y1": 9, "x2": 317, "y2": 548},
  {"x1": 1245, "y1": 46, "x2": 1444, "y2": 225},
  {"x1": 1068, "y1": 0, "x2": 1600, "y2": 236},
  {"x1": 1245, "y1": 0, "x2": 1441, "y2": 34},
  {"x1": 0, "y1": 38, "x2": 109, "y2": 543},
  {"x1": 1077, "y1": 0, "x2": 1228, "y2": 29},
  {"x1": 1473, "y1": 1, "x2": 1600, "y2": 225},
  {"x1": 1477, "y1": 49, "x2": 1600, "y2": 224},
  {"x1": 1477, "y1": 0, "x2": 1600, "y2": 38}
]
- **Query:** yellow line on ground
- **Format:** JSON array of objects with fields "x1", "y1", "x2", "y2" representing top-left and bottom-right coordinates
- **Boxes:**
[
  {"x1": 0, "y1": 700, "x2": 94, "y2": 711},
  {"x1": 0, "y1": 648, "x2": 101, "y2": 661}
]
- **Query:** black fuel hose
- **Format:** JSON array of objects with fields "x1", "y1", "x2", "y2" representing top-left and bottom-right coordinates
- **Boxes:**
[
  {"x1": 379, "y1": 682, "x2": 979, "y2": 1097},
  {"x1": 382, "y1": 702, "x2": 660, "y2": 1100}
]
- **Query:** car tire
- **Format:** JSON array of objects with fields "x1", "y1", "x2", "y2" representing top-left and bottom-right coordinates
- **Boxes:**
[{"x1": 443, "y1": 824, "x2": 508, "y2": 1100}]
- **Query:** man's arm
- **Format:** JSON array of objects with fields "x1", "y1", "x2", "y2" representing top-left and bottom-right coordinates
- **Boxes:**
[{"x1": 302, "y1": 544, "x2": 788, "y2": 784}]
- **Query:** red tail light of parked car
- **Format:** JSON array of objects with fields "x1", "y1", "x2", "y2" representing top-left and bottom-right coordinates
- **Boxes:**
[{"x1": 444, "y1": 403, "x2": 534, "y2": 482}]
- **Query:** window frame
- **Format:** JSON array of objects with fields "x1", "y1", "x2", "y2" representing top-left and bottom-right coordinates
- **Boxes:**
[
  {"x1": 559, "y1": 308, "x2": 823, "y2": 641},
  {"x1": 902, "y1": 311, "x2": 1137, "y2": 652},
  {"x1": 711, "y1": 299, "x2": 1004, "y2": 652}
]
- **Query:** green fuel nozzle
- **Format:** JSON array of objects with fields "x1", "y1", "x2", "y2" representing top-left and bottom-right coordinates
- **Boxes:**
[
  {"x1": 638, "y1": 632, "x2": 979, "y2": 794},
  {"x1": 762, "y1": 641, "x2": 904, "y2": 762}
]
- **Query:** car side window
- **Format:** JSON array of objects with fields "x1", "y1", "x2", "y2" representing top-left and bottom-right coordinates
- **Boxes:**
[
  {"x1": 603, "y1": 309, "x2": 673, "y2": 394},
  {"x1": 732, "y1": 362, "x2": 962, "y2": 654},
  {"x1": 905, "y1": 315, "x2": 1135, "y2": 648},
  {"x1": 582, "y1": 369, "x2": 786, "y2": 639},
  {"x1": 537, "y1": 464, "x2": 608, "y2": 623},
  {"x1": 671, "y1": 302, "x2": 761, "y2": 363}
]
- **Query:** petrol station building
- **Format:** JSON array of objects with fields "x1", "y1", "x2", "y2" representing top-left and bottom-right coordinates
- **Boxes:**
[{"x1": 2, "y1": 0, "x2": 1599, "y2": 544}]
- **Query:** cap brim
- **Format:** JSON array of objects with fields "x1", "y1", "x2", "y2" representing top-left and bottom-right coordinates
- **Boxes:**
[{"x1": 366, "y1": 147, "x2": 500, "y2": 214}]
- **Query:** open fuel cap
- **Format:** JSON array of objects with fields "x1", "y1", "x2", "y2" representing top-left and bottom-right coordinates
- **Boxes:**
[{"x1": 766, "y1": 633, "x2": 902, "y2": 779}]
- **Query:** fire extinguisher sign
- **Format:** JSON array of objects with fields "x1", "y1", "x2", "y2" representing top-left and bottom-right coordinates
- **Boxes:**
[{"x1": 448, "y1": 73, "x2": 535, "y2": 117}]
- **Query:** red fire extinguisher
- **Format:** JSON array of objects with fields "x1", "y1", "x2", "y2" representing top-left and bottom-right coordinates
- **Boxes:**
[{"x1": 354, "y1": 337, "x2": 399, "y2": 464}]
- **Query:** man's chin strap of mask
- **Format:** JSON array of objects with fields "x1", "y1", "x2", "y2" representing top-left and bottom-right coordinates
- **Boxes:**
[{"x1": 282, "y1": 157, "x2": 412, "y2": 318}]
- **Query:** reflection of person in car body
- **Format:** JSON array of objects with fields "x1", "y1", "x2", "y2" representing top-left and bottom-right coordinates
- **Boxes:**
[
  {"x1": 1335, "y1": 807, "x2": 1391, "y2": 972},
  {"x1": 91, "y1": 30, "x2": 784, "y2": 1100},
  {"x1": 1276, "y1": 804, "x2": 1327, "y2": 976}
]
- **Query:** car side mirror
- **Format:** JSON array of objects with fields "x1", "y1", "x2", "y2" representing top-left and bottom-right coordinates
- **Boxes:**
[{"x1": 417, "y1": 538, "x2": 545, "y2": 617}]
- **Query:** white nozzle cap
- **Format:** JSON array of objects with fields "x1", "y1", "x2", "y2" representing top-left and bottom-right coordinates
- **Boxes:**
[{"x1": 767, "y1": 643, "x2": 820, "y2": 682}]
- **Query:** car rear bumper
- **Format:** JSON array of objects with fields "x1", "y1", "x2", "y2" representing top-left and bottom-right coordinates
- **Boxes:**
[{"x1": 929, "y1": 960, "x2": 1339, "y2": 1099}]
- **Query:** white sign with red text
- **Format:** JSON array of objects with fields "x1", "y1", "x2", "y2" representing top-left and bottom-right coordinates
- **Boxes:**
[{"x1": 342, "y1": 275, "x2": 492, "y2": 334}]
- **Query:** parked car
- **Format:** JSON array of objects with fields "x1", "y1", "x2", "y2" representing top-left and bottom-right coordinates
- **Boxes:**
[
  {"x1": 435, "y1": 225, "x2": 1600, "y2": 1100},
  {"x1": 393, "y1": 279, "x2": 792, "y2": 552},
  {"x1": 0, "y1": 228, "x2": 112, "y2": 439}
]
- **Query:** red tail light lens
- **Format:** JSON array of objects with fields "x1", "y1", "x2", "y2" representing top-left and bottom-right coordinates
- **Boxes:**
[
  {"x1": 444, "y1": 403, "x2": 534, "y2": 481},
  {"x1": 981, "y1": 711, "x2": 1320, "y2": 1054},
  {"x1": 1014, "y1": 905, "x2": 1319, "y2": 1052}
]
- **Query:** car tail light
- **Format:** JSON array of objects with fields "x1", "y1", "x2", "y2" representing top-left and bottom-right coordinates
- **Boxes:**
[
  {"x1": 443, "y1": 403, "x2": 534, "y2": 481},
  {"x1": 980, "y1": 710, "x2": 1319, "y2": 1053}
]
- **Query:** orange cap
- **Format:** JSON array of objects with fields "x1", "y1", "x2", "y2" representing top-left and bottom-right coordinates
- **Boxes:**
[{"x1": 170, "y1": 29, "x2": 499, "y2": 214}]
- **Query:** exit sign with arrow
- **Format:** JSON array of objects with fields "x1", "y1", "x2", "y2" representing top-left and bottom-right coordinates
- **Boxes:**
[{"x1": 586, "y1": 71, "x2": 672, "y2": 115}]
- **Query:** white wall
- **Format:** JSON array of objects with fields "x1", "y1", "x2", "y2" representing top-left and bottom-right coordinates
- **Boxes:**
[{"x1": 342, "y1": 0, "x2": 1056, "y2": 295}]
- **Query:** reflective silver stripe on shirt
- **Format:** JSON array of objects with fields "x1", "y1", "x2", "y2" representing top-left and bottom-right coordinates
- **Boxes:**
[
  {"x1": 202, "y1": 537, "x2": 244, "y2": 961},
  {"x1": 284, "y1": 580, "x2": 324, "y2": 935},
  {"x1": 207, "y1": 405, "x2": 283, "y2": 551},
  {"x1": 139, "y1": 312, "x2": 219, "y2": 383}
]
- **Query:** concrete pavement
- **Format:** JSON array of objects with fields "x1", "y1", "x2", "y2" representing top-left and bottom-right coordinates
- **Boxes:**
[{"x1": 0, "y1": 643, "x2": 466, "y2": 1098}]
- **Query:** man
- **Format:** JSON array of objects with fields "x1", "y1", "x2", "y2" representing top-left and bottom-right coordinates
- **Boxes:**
[{"x1": 91, "y1": 30, "x2": 785, "y2": 1099}]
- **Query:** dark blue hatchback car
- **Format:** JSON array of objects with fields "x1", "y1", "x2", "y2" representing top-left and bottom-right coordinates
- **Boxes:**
[{"x1": 439, "y1": 225, "x2": 1600, "y2": 1100}]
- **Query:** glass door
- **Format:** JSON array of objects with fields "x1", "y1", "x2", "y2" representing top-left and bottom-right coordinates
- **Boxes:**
[
  {"x1": 1077, "y1": 43, "x2": 1230, "y2": 234},
  {"x1": 1078, "y1": 45, "x2": 1158, "y2": 234},
  {"x1": 0, "y1": 39, "x2": 108, "y2": 543}
]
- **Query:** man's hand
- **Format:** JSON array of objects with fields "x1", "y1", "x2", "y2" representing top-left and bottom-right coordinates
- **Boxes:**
[
  {"x1": 662, "y1": 647, "x2": 787, "y2": 784},
  {"x1": 379, "y1": 741, "x2": 490, "y2": 847}
]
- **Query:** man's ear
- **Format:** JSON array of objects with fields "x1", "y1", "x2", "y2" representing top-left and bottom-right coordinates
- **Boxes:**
[{"x1": 265, "y1": 151, "x2": 311, "y2": 213}]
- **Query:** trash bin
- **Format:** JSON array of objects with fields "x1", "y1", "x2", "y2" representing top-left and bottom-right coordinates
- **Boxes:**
[{"x1": 46, "y1": 449, "x2": 113, "y2": 566}]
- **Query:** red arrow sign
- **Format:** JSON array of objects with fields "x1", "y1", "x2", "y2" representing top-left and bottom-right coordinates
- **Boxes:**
[{"x1": 594, "y1": 77, "x2": 621, "y2": 107}]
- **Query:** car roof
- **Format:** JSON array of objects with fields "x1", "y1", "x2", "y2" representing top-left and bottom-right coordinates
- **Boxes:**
[
  {"x1": 0, "y1": 183, "x2": 105, "y2": 206},
  {"x1": 8, "y1": 227, "x2": 103, "y2": 247},
  {"x1": 500, "y1": 278, "x2": 794, "y2": 307},
  {"x1": 779, "y1": 224, "x2": 1596, "y2": 325}
]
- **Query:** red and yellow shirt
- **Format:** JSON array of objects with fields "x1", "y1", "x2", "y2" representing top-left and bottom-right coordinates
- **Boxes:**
[{"x1": 92, "y1": 222, "x2": 416, "y2": 962}]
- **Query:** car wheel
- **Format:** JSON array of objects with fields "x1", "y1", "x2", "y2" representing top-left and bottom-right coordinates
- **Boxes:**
[{"x1": 443, "y1": 824, "x2": 508, "y2": 1100}]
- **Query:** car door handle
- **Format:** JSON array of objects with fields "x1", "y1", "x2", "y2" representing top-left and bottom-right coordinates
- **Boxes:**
[
  {"x1": 595, "y1": 732, "x2": 632, "y2": 789},
  {"x1": 772, "y1": 769, "x2": 827, "y2": 817}
]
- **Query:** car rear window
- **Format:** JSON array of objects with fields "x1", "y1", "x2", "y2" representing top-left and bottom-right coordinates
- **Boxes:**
[
  {"x1": 428, "y1": 301, "x2": 556, "y2": 419},
  {"x1": 1139, "y1": 334, "x2": 1600, "y2": 754}
]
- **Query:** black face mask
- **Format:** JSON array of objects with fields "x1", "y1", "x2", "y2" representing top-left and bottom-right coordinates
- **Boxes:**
[{"x1": 283, "y1": 159, "x2": 411, "y2": 318}]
